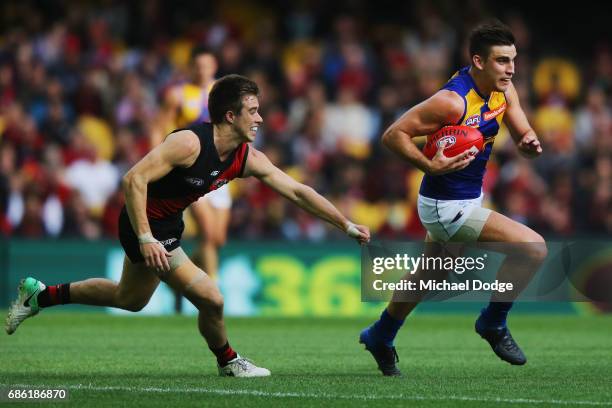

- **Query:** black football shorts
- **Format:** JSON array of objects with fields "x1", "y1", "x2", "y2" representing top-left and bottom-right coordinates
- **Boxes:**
[{"x1": 118, "y1": 206, "x2": 184, "y2": 264}]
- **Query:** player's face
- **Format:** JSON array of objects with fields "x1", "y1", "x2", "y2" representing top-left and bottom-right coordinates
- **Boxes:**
[
  {"x1": 194, "y1": 54, "x2": 217, "y2": 83},
  {"x1": 483, "y1": 45, "x2": 516, "y2": 92},
  {"x1": 234, "y1": 94, "x2": 263, "y2": 142}
]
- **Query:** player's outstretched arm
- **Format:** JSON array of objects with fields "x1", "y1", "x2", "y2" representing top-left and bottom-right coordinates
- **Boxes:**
[
  {"x1": 243, "y1": 147, "x2": 370, "y2": 244},
  {"x1": 503, "y1": 82, "x2": 542, "y2": 158},
  {"x1": 382, "y1": 90, "x2": 475, "y2": 175},
  {"x1": 122, "y1": 130, "x2": 200, "y2": 271}
]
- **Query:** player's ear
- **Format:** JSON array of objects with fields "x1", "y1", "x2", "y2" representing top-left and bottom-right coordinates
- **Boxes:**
[
  {"x1": 472, "y1": 54, "x2": 485, "y2": 71},
  {"x1": 225, "y1": 111, "x2": 235, "y2": 124}
]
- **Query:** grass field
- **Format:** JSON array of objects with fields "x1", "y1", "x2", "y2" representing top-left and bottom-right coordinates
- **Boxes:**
[{"x1": 1, "y1": 312, "x2": 611, "y2": 407}]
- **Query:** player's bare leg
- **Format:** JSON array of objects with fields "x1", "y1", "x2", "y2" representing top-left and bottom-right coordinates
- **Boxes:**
[
  {"x1": 361, "y1": 208, "x2": 546, "y2": 373},
  {"x1": 474, "y1": 211, "x2": 547, "y2": 365},
  {"x1": 360, "y1": 234, "x2": 450, "y2": 376},
  {"x1": 386, "y1": 234, "x2": 444, "y2": 320},
  {"x1": 161, "y1": 254, "x2": 227, "y2": 348},
  {"x1": 5, "y1": 257, "x2": 160, "y2": 334},
  {"x1": 191, "y1": 198, "x2": 230, "y2": 278},
  {"x1": 176, "y1": 199, "x2": 229, "y2": 314},
  {"x1": 160, "y1": 248, "x2": 269, "y2": 377},
  {"x1": 71, "y1": 257, "x2": 161, "y2": 310}
]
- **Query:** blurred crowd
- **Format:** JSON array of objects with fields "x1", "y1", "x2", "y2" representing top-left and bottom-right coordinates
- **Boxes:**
[{"x1": 0, "y1": 0, "x2": 610, "y2": 242}]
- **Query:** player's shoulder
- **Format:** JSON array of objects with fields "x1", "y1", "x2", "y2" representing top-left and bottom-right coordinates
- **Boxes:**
[
  {"x1": 164, "y1": 128, "x2": 201, "y2": 156},
  {"x1": 242, "y1": 146, "x2": 272, "y2": 177},
  {"x1": 170, "y1": 122, "x2": 212, "y2": 140},
  {"x1": 442, "y1": 67, "x2": 473, "y2": 96},
  {"x1": 244, "y1": 145, "x2": 263, "y2": 163},
  {"x1": 167, "y1": 79, "x2": 189, "y2": 93},
  {"x1": 424, "y1": 90, "x2": 465, "y2": 119}
]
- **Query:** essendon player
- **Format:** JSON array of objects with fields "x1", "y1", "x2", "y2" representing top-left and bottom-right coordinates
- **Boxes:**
[{"x1": 6, "y1": 75, "x2": 370, "y2": 377}]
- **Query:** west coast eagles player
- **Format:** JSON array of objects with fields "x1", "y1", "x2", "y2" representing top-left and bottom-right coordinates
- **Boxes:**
[
  {"x1": 162, "y1": 47, "x2": 231, "y2": 284},
  {"x1": 360, "y1": 21, "x2": 546, "y2": 376}
]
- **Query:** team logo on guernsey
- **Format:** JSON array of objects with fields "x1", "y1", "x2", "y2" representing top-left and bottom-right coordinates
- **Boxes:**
[
  {"x1": 185, "y1": 177, "x2": 204, "y2": 186},
  {"x1": 465, "y1": 114, "x2": 481, "y2": 127},
  {"x1": 212, "y1": 179, "x2": 228, "y2": 189},
  {"x1": 483, "y1": 102, "x2": 507, "y2": 121},
  {"x1": 210, "y1": 170, "x2": 220, "y2": 176}
]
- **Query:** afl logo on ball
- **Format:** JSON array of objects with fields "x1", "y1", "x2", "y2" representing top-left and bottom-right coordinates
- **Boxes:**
[
  {"x1": 465, "y1": 114, "x2": 481, "y2": 127},
  {"x1": 436, "y1": 136, "x2": 456, "y2": 148}
]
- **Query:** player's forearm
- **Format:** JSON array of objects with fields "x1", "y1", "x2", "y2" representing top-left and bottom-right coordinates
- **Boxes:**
[
  {"x1": 122, "y1": 173, "x2": 152, "y2": 236},
  {"x1": 511, "y1": 127, "x2": 535, "y2": 145},
  {"x1": 382, "y1": 129, "x2": 432, "y2": 173},
  {"x1": 513, "y1": 127, "x2": 542, "y2": 159},
  {"x1": 293, "y1": 185, "x2": 350, "y2": 232}
]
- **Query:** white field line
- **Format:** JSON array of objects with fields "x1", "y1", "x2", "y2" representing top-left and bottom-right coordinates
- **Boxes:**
[{"x1": 3, "y1": 383, "x2": 611, "y2": 406}]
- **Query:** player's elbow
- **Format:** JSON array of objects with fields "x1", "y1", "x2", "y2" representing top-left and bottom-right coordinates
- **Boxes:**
[
  {"x1": 381, "y1": 127, "x2": 395, "y2": 148},
  {"x1": 294, "y1": 184, "x2": 314, "y2": 204},
  {"x1": 121, "y1": 172, "x2": 144, "y2": 194},
  {"x1": 121, "y1": 173, "x2": 135, "y2": 192},
  {"x1": 382, "y1": 127, "x2": 406, "y2": 150}
]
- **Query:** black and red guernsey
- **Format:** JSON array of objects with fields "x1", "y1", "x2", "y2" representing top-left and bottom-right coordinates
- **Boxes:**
[{"x1": 146, "y1": 122, "x2": 249, "y2": 220}]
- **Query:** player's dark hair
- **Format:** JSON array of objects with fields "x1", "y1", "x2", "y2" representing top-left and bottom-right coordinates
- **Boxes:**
[
  {"x1": 190, "y1": 45, "x2": 215, "y2": 62},
  {"x1": 208, "y1": 74, "x2": 259, "y2": 124},
  {"x1": 469, "y1": 20, "x2": 515, "y2": 60}
]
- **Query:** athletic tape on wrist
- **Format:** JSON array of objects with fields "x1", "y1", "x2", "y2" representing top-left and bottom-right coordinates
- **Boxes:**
[
  {"x1": 138, "y1": 232, "x2": 159, "y2": 244},
  {"x1": 346, "y1": 222, "x2": 360, "y2": 238}
]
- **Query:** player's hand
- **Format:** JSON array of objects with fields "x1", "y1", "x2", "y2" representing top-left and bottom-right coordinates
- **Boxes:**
[
  {"x1": 517, "y1": 133, "x2": 542, "y2": 158},
  {"x1": 139, "y1": 241, "x2": 172, "y2": 274},
  {"x1": 346, "y1": 222, "x2": 371, "y2": 244},
  {"x1": 427, "y1": 140, "x2": 475, "y2": 176}
]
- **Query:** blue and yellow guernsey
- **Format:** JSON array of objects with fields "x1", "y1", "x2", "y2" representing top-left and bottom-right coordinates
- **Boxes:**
[
  {"x1": 176, "y1": 82, "x2": 213, "y2": 127},
  {"x1": 419, "y1": 66, "x2": 507, "y2": 200}
]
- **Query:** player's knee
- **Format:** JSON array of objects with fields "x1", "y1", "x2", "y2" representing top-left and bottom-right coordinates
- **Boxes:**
[
  {"x1": 532, "y1": 241, "x2": 548, "y2": 263},
  {"x1": 521, "y1": 232, "x2": 548, "y2": 263},
  {"x1": 207, "y1": 291, "x2": 224, "y2": 313},
  {"x1": 116, "y1": 296, "x2": 148, "y2": 312},
  {"x1": 204, "y1": 230, "x2": 225, "y2": 247},
  {"x1": 196, "y1": 291, "x2": 224, "y2": 314},
  {"x1": 212, "y1": 232, "x2": 227, "y2": 247}
]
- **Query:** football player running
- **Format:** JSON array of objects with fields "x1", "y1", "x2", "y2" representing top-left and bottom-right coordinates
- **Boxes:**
[
  {"x1": 359, "y1": 20, "x2": 545, "y2": 376},
  {"x1": 6, "y1": 75, "x2": 370, "y2": 377}
]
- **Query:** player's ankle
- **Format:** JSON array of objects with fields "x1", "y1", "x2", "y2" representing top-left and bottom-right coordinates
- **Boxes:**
[
  {"x1": 37, "y1": 283, "x2": 71, "y2": 308},
  {"x1": 211, "y1": 342, "x2": 238, "y2": 366}
]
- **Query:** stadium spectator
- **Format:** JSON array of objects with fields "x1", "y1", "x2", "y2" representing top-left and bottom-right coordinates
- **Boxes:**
[{"x1": 0, "y1": 1, "x2": 609, "y2": 240}]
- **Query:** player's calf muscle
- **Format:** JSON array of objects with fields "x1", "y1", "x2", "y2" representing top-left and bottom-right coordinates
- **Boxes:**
[{"x1": 69, "y1": 279, "x2": 119, "y2": 306}]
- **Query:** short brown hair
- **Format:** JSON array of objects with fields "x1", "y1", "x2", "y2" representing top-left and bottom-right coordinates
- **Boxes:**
[
  {"x1": 469, "y1": 20, "x2": 515, "y2": 60},
  {"x1": 208, "y1": 75, "x2": 259, "y2": 124}
]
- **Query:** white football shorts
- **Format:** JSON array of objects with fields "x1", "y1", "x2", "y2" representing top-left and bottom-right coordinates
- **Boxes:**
[
  {"x1": 417, "y1": 193, "x2": 491, "y2": 242},
  {"x1": 200, "y1": 183, "x2": 232, "y2": 210}
]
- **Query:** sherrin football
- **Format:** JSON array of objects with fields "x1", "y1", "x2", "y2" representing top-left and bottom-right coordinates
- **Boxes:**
[{"x1": 422, "y1": 125, "x2": 484, "y2": 159}]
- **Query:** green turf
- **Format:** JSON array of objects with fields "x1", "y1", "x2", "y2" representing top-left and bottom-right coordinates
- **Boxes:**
[{"x1": 1, "y1": 312, "x2": 611, "y2": 407}]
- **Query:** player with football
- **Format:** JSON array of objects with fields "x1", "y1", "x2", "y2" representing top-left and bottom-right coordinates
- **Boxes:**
[
  {"x1": 359, "y1": 20, "x2": 546, "y2": 376},
  {"x1": 5, "y1": 74, "x2": 370, "y2": 377}
]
